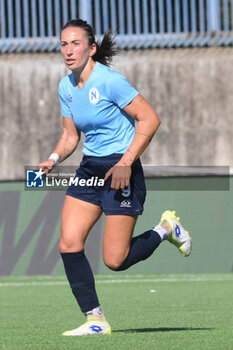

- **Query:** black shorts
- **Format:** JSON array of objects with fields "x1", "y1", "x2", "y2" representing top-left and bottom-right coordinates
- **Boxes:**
[{"x1": 66, "y1": 154, "x2": 146, "y2": 215}]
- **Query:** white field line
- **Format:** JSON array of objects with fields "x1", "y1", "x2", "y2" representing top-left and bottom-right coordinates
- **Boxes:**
[{"x1": 0, "y1": 276, "x2": 232, "y2": 287}]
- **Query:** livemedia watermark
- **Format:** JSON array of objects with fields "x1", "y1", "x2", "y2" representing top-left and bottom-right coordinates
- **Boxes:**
[{"x1": 25, "y1": 166, "x2": 104, "y2": 190}]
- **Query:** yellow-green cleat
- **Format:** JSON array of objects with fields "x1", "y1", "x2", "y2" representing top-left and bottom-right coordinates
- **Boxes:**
[
  {"x1": 62, "y1": 315, "x2": 111, "y2": 336},
  {"x1": 160, "y1": 210, "x2": 192, "y2": 257}
]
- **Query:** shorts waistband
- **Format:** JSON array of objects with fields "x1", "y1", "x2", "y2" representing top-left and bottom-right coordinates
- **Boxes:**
[{"x1": 82, "y1": 153, "x2": 124, "y2": 161}]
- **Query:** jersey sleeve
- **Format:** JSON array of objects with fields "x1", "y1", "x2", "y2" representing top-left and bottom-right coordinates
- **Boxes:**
[
  {"x1": 58, "y1": 80, "x2": 73, "y2": 117},
  {"x1": 106, "y1": 70, "x2": 139, "y2": 109}
]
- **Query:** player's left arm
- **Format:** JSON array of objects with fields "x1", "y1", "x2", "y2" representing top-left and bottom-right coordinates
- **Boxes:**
[
  {"x1": 105, "y1": 94, "x2": 160, "y2": 189},
  {"x1": 121, "y1": 94, "x2": 160, "y2": 164}
]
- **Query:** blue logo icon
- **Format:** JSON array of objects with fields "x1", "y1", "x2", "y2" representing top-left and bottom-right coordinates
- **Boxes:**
[
  {"x1": 175, "y1": 225, "x2": 181, "y2": 237},
  {"x1": 26, "y1": 169, "x2": 45, "y2": 188},
  {"x1": 89, "y1": 325, "x2": 103, "y2": 333}
]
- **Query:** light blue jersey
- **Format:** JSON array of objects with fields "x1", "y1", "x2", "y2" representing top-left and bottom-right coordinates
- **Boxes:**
[{"x1": 58, "y1": 62, "x2": 139, "y2": 156}]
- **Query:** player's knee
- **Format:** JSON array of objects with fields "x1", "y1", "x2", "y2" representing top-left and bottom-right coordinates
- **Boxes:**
[
  {"x1": 59, "y1": 237, "x2": 83, "y2": 253},
  {"x1": 103, "y1": 255, "x2": 125, "y2": 271},
  {"x1": 59, "y1": 238, "x2": 71, "y2": 253}
]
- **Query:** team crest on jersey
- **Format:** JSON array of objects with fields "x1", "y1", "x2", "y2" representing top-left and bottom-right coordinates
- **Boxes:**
[{"x1": 89, "y1": 87, "x2": 99, "y2": 105}]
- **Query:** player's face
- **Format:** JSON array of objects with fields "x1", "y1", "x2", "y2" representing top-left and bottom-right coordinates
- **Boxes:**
[{"x1": 60, "y1": 26, "x2": 95, "y2": 71}]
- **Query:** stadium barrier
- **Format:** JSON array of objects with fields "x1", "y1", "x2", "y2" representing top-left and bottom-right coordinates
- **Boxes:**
[
  {"x1": 0, "y1": 0, "x2": 233, "y2": 52},
  {"x1": 0, "y1": 170, "x2": 232, "y2": 276}
]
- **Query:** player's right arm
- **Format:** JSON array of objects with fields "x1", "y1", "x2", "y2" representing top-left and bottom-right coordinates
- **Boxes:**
[{"x1": 38, "y1": 117, "x2": 80, "y2": 173}]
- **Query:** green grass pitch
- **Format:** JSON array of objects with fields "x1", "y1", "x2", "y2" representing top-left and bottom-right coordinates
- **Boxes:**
[{"x1": 0, "y1": 274, "x2": 233, "y2": 350}]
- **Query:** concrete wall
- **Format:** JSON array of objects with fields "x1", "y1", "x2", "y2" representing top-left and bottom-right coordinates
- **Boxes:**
[{"x1": 0, "y1": 48, "x2": 232, "y2": 180}]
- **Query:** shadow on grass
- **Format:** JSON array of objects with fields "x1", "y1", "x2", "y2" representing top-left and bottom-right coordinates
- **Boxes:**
[{"x1": 113, "y1": 327, "x2": 214, "y2": 333}]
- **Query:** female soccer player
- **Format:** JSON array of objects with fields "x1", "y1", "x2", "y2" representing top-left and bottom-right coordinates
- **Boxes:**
[{"x1": 38, "y1": 19, "x2": 191, "y2": 336}]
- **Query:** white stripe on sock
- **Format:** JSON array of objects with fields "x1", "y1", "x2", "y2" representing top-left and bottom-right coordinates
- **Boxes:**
[{"x1": 152, "y1": 225, "x2": 168, "y2": 241}]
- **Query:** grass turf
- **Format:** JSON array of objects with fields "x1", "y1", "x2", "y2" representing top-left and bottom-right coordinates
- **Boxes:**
[{"x1": 0, "y1": 274, "x2": 233, "y2": 350}]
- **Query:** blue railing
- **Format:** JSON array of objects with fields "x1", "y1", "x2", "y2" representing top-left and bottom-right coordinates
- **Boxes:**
[{"x1": 0, "y1": 0, "x2": 233, "y2": 53}]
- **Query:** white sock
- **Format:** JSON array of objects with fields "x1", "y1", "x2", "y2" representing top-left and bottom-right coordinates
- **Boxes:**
[
  {"x1": 152, "y1": 225, "x2": 168, "y2": 241},
  {"x1": 85, "y1": 306, "x2": 103, "y2": 316}
]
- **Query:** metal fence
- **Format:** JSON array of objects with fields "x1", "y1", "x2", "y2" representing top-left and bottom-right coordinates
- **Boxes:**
[{"x1": 0, "y1": 0, "x2": 233, "y2": 52}]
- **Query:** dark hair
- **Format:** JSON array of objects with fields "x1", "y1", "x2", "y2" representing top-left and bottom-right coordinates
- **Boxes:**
[{"x1": 61, "y1": 19, "x2": 117, "y2": 67}]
